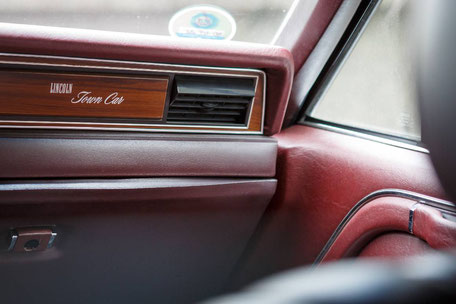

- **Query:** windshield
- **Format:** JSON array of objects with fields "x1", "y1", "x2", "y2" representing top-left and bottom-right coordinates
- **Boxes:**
[{"x1": 1, "y1": 0, "x2": 296, "y2": 44}]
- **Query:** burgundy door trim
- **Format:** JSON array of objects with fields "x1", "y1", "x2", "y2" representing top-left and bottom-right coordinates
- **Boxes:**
[{"x1": 314, "y1": 189, "x2": 456, "y2": 264}]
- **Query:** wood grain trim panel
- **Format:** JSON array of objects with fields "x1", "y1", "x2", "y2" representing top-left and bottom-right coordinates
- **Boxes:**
[
  {"x1": 0, "y1": 53, "x2": 265, "y2": 134},
  {"x1": 0, "y1": 71, "x2": 168, "y2": 119}
]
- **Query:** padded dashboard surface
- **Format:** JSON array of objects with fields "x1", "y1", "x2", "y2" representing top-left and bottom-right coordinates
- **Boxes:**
[{"x1": 0, "y1": 130, "x2": 277, "y2": 178}]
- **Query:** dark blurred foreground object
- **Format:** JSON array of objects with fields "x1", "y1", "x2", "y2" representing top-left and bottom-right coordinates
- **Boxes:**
[
  {"x1": 204, "y1": 252, "x2": 456, "y2": 304},
  {"x1": 203, "y1": 1, "x2": 456, "y2": 303},
  {"x1": 416, "y1": 0, "x2": 456, "y2": 200}
]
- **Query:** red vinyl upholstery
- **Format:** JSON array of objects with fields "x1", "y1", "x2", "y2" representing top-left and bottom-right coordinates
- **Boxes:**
[
  {"x1": 320, "y1": 197, "x2": 414, "y2": 262},
  {"x1": 358, "y1": 233, "x2": 432, "y2": 258},
  {"x1": 320, "y1": 197, "x2": 456, "y2": 262},
  {"x1": 413, "y1": 205, "x2": 456, "y2": 249},
  {"x1": 231, "y1": 125, "x2": 447, "y2": 286}
]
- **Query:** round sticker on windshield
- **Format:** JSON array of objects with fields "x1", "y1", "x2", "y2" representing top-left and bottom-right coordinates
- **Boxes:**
[{"x1": 169, "y1": 6, "x2": 236, "y2": 40}]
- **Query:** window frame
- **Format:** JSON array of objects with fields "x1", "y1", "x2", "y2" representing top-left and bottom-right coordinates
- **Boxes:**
[{"x1": 297, "y1": 0, "x2": 426, "y2": 151}]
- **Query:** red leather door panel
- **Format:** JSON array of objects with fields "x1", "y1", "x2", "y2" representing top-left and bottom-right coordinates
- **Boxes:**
[
  {"x1": 230, "y1": 125, "x2": 449, "y2": 287},
  {"x1": 318, "y1": 196, "x2": 456, "y2": 263},
  {"x1": 357, "y1": 233, "x2": 432, "y2": 258}
]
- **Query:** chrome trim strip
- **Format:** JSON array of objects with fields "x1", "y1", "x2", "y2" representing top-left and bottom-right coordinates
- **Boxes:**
[
  {"x1": 302, "y1": 121, "x2": 428, "y2": 153},
  {"x1": 0, "y1": 120, "x2": 250, "y2": 130},
  {"x1": 47, "y1": 231, "x2": 57, "y2": 249},
  {"x1": 314, "y1": 189, "x2": 456, "y2": 265},
  {"x1": 7, "y1": 232, "x2": 18, "y2": 252},
  {"x1": 0, "y1": 53, "x2": 266, "y2": 135},
  {"x1": 0, "y1": 124, "x2": 262, "y2": 135},
  {"x1": 0, "y1": 178, "x2": 275, "y2": 192},
  {"x1": 408, "y1": 202, "x2": 421, "y2": 234}
]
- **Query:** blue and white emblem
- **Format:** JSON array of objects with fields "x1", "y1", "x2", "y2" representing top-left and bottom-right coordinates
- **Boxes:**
[
  {"x1": 169, "y1": 6, "x2": 236, "y2": 40},
  {"x1": 191, "y1": 13, "x2": 218, "y2": 29}
]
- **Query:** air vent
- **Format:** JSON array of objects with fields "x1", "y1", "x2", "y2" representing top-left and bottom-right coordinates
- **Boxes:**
[{"x1": 167, "y1": 76, "x2": 256, "y2": 126}]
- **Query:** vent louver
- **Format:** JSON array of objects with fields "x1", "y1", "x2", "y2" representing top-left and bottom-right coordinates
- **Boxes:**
[{"x1": 167, "y1": 76, "x2": 256, "y2": 126}]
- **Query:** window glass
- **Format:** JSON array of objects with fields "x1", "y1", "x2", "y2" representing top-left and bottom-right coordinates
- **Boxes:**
[
  {"x1": 309, "y1": 0, "x2": 420, "y2": 141},
  {"x1": 1, "y1": 0, "x2": 296, "y2": 44}
]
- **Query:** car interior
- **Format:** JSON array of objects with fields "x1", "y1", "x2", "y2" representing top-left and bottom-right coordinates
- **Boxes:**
[{"x1": 1, "y1": 0, "x2": 455, "y2": 303}]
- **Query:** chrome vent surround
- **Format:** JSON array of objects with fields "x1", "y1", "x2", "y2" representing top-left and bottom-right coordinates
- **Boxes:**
[{"x1": 167, "y1": 76, "x2": 256, "y2": 126}]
